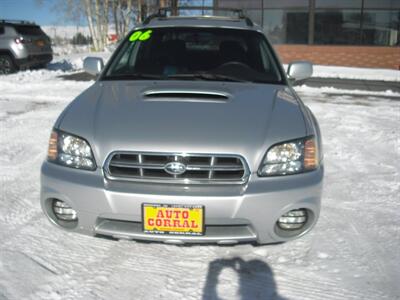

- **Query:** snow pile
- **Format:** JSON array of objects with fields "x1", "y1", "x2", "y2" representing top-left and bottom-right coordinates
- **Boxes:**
[
  {"x1": 47, "y1": 59, "x2": 76, "y2": 72},
  {"x1": 52, "y1": 45, "x2": 91, "y2": 56},
  {"x1": 283, "y1": 64, "x2": 400, "y2": 82},
  {"x1": 295, "y1": 85, "x2": 400, "y2": 98},
  {"x1": 47, "y1": 50, "x2": 112, "y2": 72},
  {"x1": 312, "y1": 65, "x2": 400, "y2": 82}
]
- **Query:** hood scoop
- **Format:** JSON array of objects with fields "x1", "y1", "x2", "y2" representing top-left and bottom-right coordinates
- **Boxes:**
[{"x1": 142, "y1": 90, "x2": 230, "y2": 103}]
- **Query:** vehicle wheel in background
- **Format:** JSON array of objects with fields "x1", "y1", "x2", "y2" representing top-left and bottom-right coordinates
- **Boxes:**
[
  {"x1": 0, "y1": 55, "x2": 16, "y2": 74},
  {"x1": 31, "y1": 63, "x2": 47, "y2": 70},
  {"x1": 38, "y1": 63, "x2": 48, "y2": 69}
]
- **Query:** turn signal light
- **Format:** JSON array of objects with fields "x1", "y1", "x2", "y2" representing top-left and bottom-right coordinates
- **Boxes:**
[
  {"x1": 304, "y1": 138, "x2": 318, "y2": 170},
  {"x1": 47, "y1": 131, "x2": 58, "y2": 161}
]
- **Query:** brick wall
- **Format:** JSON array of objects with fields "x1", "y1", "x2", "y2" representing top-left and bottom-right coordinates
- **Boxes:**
[{"x1": 274, "y1": 45, "x2": 400, "y2": 70}]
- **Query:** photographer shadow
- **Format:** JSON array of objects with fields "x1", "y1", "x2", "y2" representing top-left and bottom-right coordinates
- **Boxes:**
[{"x1": 202, "y1": 257, "x2": 285, "y2": 300}]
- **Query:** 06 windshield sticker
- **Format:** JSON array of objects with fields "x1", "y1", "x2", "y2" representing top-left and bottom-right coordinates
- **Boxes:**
[{"x1": 129, "y1": 30, "x2": 153, "y2": 42}]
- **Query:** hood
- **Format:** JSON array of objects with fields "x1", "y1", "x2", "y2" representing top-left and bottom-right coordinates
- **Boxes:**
[{"x1": 58, "y1": 80, "x2": 306, "y2": 172}]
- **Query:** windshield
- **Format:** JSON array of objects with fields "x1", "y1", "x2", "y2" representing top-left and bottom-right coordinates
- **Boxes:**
[{"x1": 104, "y1": 27, "x2": 283, "y2": 84}]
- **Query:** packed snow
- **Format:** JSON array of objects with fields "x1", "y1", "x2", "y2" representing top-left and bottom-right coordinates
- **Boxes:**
[
  {"x1": 282, "y1": 64, "x2": 400, "y2": 82},
  {"x1": 295, "y1": 85, "x2": 400, "y2": 98},
  {"x1": 48, "y1": 48, "x2": 112, "y2": 72},
  {"x1": 0, "y1": 54, "x2": 399, "y2": 300},
  {"x1": 311, "y1": 65, "x2": 400, "y2": 82}
]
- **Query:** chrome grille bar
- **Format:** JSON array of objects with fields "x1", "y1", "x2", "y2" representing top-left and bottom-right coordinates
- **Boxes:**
[
  {"x1": 209, "y1": 156, "x2": 215, "y2": 179},
  {"x1": 104, "y1": 152, "x2": 250, "y2": 185},
  {"x1": 138, "y1": 154, "x2": 144, "y2": 177}
]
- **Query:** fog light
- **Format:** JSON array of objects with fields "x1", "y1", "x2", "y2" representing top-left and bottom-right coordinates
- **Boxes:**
[
  {"x1": 278, "y1": 209, "x2": 307, "y2": 230},
  {"x1": 52, "y1": 200, "x2": 77, "y2": 221}
]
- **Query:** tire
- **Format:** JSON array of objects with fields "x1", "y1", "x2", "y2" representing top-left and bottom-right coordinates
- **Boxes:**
[
  {"x1": 0, "y1": 54, "x2": 16, "y2": 75},
  {"x1": 34, "y1": 63, "x2": 48, "y2": 70}
]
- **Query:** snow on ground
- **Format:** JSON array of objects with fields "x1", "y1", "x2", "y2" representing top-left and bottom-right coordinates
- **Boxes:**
[
  {"x1": 48, "y1": 48, "x2": 112, "y2": 72},
  {"x1": 0, "y1": 56, "x2": 399, "y2": 300},
  {"x1": 51, "y1": 45, "x2": 91, "y2": 57},
  {"x1": 283, "y1": 64, "x2": 400, "y2": 82},
  {"x1": 295, "y1": 85, "x2": 400, "y2": 98},
  {"x1": 312, "y1": 65, "x2": 400, "y2": 82}
]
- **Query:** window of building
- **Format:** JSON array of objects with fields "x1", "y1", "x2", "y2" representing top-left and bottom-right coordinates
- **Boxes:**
[
  {"x1": 314, "y1": 9, "x2": 362, "y2": 44},
  {"x1": 245, "y1": 9, "x2": 263, "y2": 25},
  {"x1": 218, "y1": 0, "x2": 262, "y2": 9},
  {"x1": 315, "y1": 0, "x2": 362, "y2": 9},
  {"x1": 362, "y1": 10, "x2": 399, "y2": 45},
  {"x1": 178, "y1": 0, "x2": 213, "y2": 6},
  {"x1": 363, "y1": 0, "x2": 400, "y2": 9},
  {"x1": 263, "y1": 0, "x2": 309, "y2": 9},
  {"x1": 215, "y1": 0, "x2": 400, "y2": 46},
  {"x1": 263, "y1": 9, "x2": 309, "y2": 44}
]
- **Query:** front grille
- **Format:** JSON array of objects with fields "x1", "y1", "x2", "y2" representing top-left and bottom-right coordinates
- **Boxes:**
[{"x1": 104, "y1": 152, "x2": 249, "y2": 184}]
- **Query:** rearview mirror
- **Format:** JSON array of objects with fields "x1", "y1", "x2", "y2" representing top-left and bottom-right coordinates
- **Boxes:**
[
  {"x1": 83, "y1": 57, "x2": 104, "y2": 76},
  {"x1": 287, "y1": 61, "x2": 313, "y2": 83}
]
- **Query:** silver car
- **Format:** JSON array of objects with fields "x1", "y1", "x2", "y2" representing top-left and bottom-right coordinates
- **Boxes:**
[
  {"x1": 0, "y1": 20, "x2": 53, "y2": 74},
  {"x1": 41, "y1": 12, "x2": 323, "y2": 245}
]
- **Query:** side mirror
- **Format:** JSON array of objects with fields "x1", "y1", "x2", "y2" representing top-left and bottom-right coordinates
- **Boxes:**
[
  {"x1": 83, "y1": 57, "x2": 104, "y2": 76},
  {"x1": 287, "y1": 61, "x2": 313, "y2": 83}
]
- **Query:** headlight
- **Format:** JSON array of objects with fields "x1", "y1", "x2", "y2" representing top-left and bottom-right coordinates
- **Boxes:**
[
  {"x1": 258, "y1": 136, "x2": 319, "y2": 176},
  {"x1": 47, "y1": 130, "x2": 96, "y2": 170}
]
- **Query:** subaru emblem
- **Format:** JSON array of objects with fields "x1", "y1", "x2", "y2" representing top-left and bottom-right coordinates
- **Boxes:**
[{"x1": 164, "y1": 162, "x2": 186, "y2": 175}]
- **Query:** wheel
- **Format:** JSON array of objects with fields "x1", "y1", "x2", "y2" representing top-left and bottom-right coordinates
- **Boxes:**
[
  {"x1": 37, "y1": 63, "x2": 48, "y2": 69},
  {"x1": 32, "y1": 63, "x2": 48, "y2": 70},
  {"x1": 0, "y1": 54, "x2": 16, "y2": 74}
]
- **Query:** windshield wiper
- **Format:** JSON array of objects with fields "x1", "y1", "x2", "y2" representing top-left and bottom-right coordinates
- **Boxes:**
[
  {"x1": 166, "y1": 73, "x2": 250, "y2": 83},
  {"x1": 103, "y1": 72, "x2": 277, "y2": 84},
  {"x1": 103, "y1": 73, "x2": 163, "y2": 80}
]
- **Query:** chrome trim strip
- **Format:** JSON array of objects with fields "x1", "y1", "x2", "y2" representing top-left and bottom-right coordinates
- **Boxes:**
[
  {"x1": 143, "y1": 89, "x2": 231, "y2": 98},
  {"x1": 110, "y1": 162, "x2": 165, "y2": 169},
  {"x1": 95, "y1": 220, "x2": 257, "y2": 243},
  {"x1": 109, "y1": 162, "x2": 244, "y2": 171}
]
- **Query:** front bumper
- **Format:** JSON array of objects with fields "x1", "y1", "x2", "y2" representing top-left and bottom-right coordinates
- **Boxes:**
[{"x1": 40, "y1": 161, "x2": 323, "y2": 244}]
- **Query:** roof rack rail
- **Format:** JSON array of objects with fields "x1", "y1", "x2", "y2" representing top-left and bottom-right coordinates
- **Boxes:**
[
  {"x1": 142, "y1": 8, "x2": 167, "y2": 25},
  {"x1": 142, "y1": 7, "x2": 253, "y2": 27},
  {"x1": 0, "y1": 19, "x2": 36, "y2": 25}
]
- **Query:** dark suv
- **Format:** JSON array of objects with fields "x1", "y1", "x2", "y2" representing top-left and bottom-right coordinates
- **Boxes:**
[{"x1": 0, "y1": 20, "x2": 53, "y2": 74}]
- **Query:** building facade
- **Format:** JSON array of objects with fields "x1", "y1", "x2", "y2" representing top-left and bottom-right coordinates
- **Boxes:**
[{"x1": 171, "y1": 0, "x2": 400, "y2": 69}]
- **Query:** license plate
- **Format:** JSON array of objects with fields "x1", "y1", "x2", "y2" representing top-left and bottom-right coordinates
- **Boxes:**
[
  {"x1": 142, "y1": 204, "x2": 204, "y2": 236},
  {"x1": 36, "y1": 40, "x2": 45, "y2": 47}
]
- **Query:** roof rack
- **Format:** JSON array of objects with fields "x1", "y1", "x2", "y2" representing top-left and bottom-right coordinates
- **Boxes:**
[
  {"x1": 142, "y1": 7, "x2": 253, "y2": 27},
  {"x1": 0, "y1": 19, "x2": 36, "y2": 25}
]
